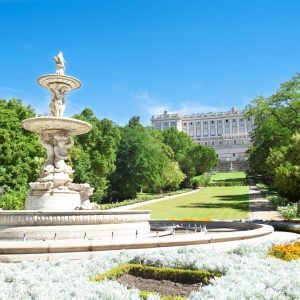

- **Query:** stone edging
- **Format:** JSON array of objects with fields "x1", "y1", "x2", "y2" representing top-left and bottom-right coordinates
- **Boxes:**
[
  {"x1": 0, "y1": 222, "x2": 273, "y2": 259},
  {"x1": 0, "y1": 210, "x2": 151, "y2": 226}
]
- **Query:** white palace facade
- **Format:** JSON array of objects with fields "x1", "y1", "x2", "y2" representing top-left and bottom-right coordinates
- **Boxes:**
[{"x1": 151, "y1": 107, "x2": 254, "y2": 162}]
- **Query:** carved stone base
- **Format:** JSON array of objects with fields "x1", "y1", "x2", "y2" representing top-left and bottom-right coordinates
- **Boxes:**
[
  {"x1": 0, "y1": 210, "x2": 151, "y2": 240},
  {"x1": 25, "y1": 189, "x2": 81, "y2": 211}
]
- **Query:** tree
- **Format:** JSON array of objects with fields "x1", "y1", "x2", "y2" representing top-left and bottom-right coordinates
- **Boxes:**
[
  {"x1": 110, "y1": 119, "x2": 185, "y2": 199},
  {"x1": 162, "y1": 127, "x2": 217, "y2": 186},
  {"x1": 70, "y1": 108, "x2": 121, "y2": 202},
  {"x1": 0, "y1": 99, "x2": 44, "y2": 209},
  {"x1": 246, "y1": 73, "x2": 300, "y2": 182},
  {"x1": 266, "y1": 132, "x2": 300, "y2": 202},
  {"x1": 189, "y1": 144, "x2": 218, "y2": 175}
]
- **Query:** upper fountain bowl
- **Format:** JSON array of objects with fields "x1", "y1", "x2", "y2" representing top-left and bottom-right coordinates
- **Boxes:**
[
  {"x1": 22, "y1": 117, "x2": 92, "y2": 135},
  {"x1": 37, "y1": 74, "x2": 81, "y2": 91}
]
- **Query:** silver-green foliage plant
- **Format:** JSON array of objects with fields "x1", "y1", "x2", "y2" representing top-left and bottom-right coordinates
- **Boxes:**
[{"x1": 0, "y1": 241, "x2": 299, "y2": 299}]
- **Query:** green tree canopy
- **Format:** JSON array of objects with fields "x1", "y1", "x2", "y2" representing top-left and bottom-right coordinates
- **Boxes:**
[
  {"x1": 70, "y1": 108, "x2": 121, "y2": 202},
  {"x1": 246, "y1": 73, "x2": 300, "y2": 183},
  {"x1": 266, "y1": 132, "x2": 300, "y2": 202},
  {"x1": 0, "y1": 99, "x2": 44, "y2": 209},
  {"x1": 162, "y1": 127, "x2": 217, "y2": 186},
  {"x1": 110, "y1": 119, "x2": 185, "y2": 199}
]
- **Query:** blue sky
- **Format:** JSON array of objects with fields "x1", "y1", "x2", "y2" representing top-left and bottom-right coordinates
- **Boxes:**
[{"x1": 1, "y1": 0, "x2": 300, "y2": 125}]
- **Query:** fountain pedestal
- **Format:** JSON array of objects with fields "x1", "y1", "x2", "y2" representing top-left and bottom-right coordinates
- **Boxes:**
[
  {"x1": 22, "y1": 116, "x2": 93, "y2": 211},
  {"x1": 21, "y1": 57, "x2": 94, "y2": 211}
]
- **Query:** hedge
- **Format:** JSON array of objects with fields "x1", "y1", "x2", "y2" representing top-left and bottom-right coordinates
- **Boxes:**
[{"x1": 93, "y1": 263, "x2": 221, "y2": 284}]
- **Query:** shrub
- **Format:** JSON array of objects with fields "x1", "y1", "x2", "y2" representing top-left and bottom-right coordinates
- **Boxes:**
[
  {"x1": 101, "y1": 189, "x2": 192, "y2": 210},
  {"x1": 93, "y1": 263, "x2": 221, "y2": 285},
  {"x1": 140, "y1": 291, "x2": 187, "y2": 300},
  {"x1": 278, "y1": 203, "x2": 298, "y2": 219},
  {"x1": 256, "y1": 183, "x2": 299, "y2": 219},
  {"x1": 266, "y1": 194, "x2": 289, "y2": 207},
  {"x1": 0, "y1": 188, "x2": 27, "y2": 210},
  {"x1": 93, "y1": 263, "x2": 221, "y2": 300},
  {"x1": 191, "y1": 178, "x2": 201, "y2": 189}
]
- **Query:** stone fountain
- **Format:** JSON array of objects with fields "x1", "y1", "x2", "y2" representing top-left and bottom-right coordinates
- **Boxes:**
[
  {"x1": 22, "y1": 52, "x2": 94, "y2": 211},
  {"x1": 0, "y1": 52, "x2": 151, "y2": 240}
]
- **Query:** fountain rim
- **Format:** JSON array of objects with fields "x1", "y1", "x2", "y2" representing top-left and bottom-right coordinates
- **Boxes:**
[
  {"x1": 22, "y1": 116, "x2": 92, "y2": 135},
  {"x1": 37, "y1": 74, "x2": 81, "y2": 90}
]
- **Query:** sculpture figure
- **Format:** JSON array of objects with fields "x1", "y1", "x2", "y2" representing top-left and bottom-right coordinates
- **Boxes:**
[
  {"x1": 40, "y1": 133, "x2": 55, "y2": 167},
  {"x1": 49, "y1": 83, "x2": 67, "y2": 117},
  {"x1": 53, "y1": 51, "x2": 65, "y2": 75},
  {"x1": 53, "y1": 133, "x2": 74, "y2": 174}
]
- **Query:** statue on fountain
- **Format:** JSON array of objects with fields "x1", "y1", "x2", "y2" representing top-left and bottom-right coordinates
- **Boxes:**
[
  {"x1": 49, "y1": 84, "x2": 67, "y2": 117},
  {"x1": 53, "y1": 51, "x2": 65, "y2": 75},
  {"x1": 22, "y1": 52, "x2": 97, "y2": 210}
]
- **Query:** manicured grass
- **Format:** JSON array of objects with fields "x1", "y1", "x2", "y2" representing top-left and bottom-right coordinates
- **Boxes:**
[
  {"x1": 133, "y1": 186, "x2": 249, "y2": 220},
  {"x1": 210, "y1": 172, "x2": 246, "y2": 182}
]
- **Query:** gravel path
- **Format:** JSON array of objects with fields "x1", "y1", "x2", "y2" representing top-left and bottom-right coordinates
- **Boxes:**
[{"x1": 248, "y1": 186, "x2": 283, "y2": 221}]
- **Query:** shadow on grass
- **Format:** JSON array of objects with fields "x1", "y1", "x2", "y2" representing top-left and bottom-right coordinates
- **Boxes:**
[
  {"x1": 177, "y1": 201, "x2": 249, "y2": 212},
  {"x1": 210, "y1": 178, "x2": 247, "y2": 184},
  {"x1": 212, "y1": 194, "x2": 249, "y2": 202}
]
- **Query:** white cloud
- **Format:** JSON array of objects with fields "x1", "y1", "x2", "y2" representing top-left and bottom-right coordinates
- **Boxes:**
[
  {"x1": 133, "y1": 89, "x2": 225, "y2": 117},
  {"x1": 175, "y1": 101, "x2": 224, "y2": 115}
]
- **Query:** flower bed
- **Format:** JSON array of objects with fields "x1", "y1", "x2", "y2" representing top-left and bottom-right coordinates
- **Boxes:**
[
  {"x1": 93, "y1": 264, "x2": 221, "y2": 299},
  {"x1": 0, "y1": 240, "x2": 299, "y2": 299},
  {"x1": 269, "y1": 241, "x2": 300, "y2": 261}
]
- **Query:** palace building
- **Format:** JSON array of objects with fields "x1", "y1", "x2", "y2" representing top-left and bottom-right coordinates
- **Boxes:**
[{"x1": 151, "y1": 107, "x2": 254, "y2": 163}]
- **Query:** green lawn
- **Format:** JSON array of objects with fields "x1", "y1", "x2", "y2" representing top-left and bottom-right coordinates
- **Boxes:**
[
  {"x1": 211, "y1": 171, "x2": 246, "y2": 181},
  {"x1": 133, "y1": 186, "x2": 249, "y2": 220},
  {"x1": 210, "y1": 171, "x2": 247, "y2": 185}
]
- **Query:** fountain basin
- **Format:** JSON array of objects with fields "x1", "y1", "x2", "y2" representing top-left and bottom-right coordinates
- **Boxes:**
[
  {"x1": 22, "y1": 117, "x2": 92, "y2": 135},
  {"x1": 37, "y1": 74, "x2": 81, "y2": 90},
  {"x1": 0, "y1": 210, "x2": 151, "y2": 240}
]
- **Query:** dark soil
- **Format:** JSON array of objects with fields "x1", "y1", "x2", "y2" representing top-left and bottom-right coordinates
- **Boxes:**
[{"x1": 117, "y1": 273, "x2": 202, "y2": 297}]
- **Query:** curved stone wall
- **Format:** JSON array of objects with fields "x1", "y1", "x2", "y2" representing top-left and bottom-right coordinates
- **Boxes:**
[{"x1": 0, "y1": 210, "x2": 150, "y2": 226}]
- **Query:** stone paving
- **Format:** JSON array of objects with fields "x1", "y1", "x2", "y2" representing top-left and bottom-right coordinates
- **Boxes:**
[{"x1": 248, "y1": 185, "x2": 283, "y2": 221}]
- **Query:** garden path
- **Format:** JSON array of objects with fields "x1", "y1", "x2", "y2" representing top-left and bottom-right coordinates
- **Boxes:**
[{"x1": 249, "y1": 186, "x2": 283, "y2": 220}]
